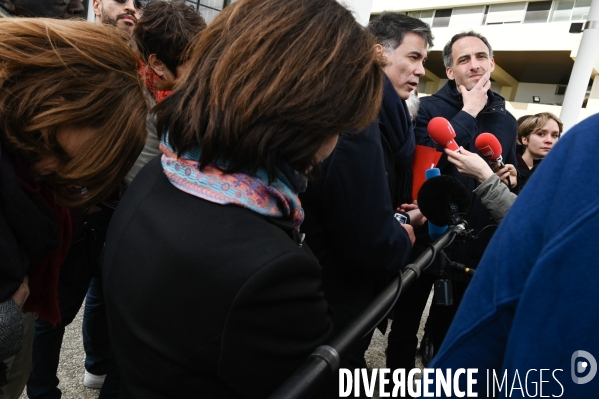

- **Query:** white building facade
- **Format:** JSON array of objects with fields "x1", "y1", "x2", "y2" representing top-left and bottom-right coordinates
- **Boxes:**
[{"x1": 371, "y1": 0, "x2": 599, "y2": 123}]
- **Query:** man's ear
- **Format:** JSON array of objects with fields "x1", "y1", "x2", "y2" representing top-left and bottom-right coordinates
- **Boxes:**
[
  {"x1": 374, "y1": 44, "x2": 388, "y2": 63},
  {"x1": 148, "y1": 54, "x2": 165, "y2": 77},
  {"x1": 446, "y1": 66, "x2": 454, "y2": 80},
  {"x1": 92, "y1": 0, "x2": 101, "y2": 18}
]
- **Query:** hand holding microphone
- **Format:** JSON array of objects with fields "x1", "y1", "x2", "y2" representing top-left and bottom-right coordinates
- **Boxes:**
[
  {"x1": 495, "y1": 163, "x2": 518, "y2": 188},
  {"x1": 475, "y1": 132, "x2": 517, "y2": 188},
  {"x1": 445, "y1": 147, "x2": 494, "y2": 183}
]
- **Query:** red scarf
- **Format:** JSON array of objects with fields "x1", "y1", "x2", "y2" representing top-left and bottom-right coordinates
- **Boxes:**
[{"x1": 19, "y1": 179, "x2": 72, "y2": 325}]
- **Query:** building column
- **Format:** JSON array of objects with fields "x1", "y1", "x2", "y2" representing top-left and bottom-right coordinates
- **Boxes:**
[
  {"x1": 560, "y1": 0, "x2": 599, "y2": 132},
  {"x1": 586, "y1": 74, "x2": 599, "y2": 111}
]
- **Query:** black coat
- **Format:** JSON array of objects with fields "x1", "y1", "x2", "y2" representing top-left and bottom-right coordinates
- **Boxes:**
[
  {"x1": 414, "y1": 80, "x2": 518, "y2": 268},
  {"x1": 102, "y1": 157, "x2": 333, "y2": 398},
  {"x1": 300, "y1": 76, "x2": 413, "y2": 330}
]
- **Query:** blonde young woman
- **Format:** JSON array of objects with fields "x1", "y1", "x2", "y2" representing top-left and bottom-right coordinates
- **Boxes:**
[{"x1": 517, "y1": 112, "x2": 563, "y2": 189}]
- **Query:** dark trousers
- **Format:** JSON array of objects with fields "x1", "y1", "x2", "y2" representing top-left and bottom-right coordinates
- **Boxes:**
[
  {"x1": 386, "y1": 273, "x2": 435, "y2": 371},
  {"x1": 27, "y1": 210, "x2": 116, "y2": 399},
  {"x1": 386, "y1": 275, "x2": 469, "y2": 371},
  {"x1": 27, "y1": 278, "x2": 109, "y2": 399}
]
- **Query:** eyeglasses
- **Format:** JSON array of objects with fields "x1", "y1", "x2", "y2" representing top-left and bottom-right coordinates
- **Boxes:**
[{"x1": 112, "y1": 0, "x2": 149, "y2": 10}]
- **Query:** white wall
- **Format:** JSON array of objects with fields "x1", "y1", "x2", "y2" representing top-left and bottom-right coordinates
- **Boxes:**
[
  {"x1": 513, "y1": 82, "x2": 566, "y2": 104},
  {"x1": 427, "y1": 21, "x2": 578, "y2": 52},
  {"x1": 87, "y1": 0, "x2": 94, "y2": 21}
]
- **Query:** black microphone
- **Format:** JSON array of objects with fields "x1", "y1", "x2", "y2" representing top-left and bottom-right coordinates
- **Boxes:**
[{"x1": 418, "y1": 175, "x2": 471, "y2": 226}]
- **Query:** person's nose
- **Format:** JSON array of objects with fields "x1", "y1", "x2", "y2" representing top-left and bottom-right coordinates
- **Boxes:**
[
  {"x1": 1, "y1": 0, "x2": 16, "y2": 13},
  {"x1": 67, "y1": 0, "x2": 85, "y2": 15},
  {"x1": 469, "y1": 57, "x2": 484, "y2": 72},
  {"x1": 123, "y1": 0, "x2": 141, "y2": 19},
  {"x1": 124, "y1": 0, "x2": 137, "y2": 13},
  {"x1": 414, "y1": 61, "x2": 425, "y2": 77}
]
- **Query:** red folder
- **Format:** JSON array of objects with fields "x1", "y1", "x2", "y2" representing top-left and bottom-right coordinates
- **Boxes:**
[{"x1": 412, "y1": 145, "x2": 442, "y2": 200}]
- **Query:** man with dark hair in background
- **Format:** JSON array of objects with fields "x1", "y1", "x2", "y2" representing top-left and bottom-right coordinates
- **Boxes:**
[
  {"x1": 93, "y1": 0, "x2": 146, "y2": 33},
  {"x1": 125, "y1": 1, "x2": 207, "y2": 184},
  {"x1": 133, "y1": 0, "x2": 206, "y2": 102},
  {"x1": 300, "y1": 12, "x2": 433, "y2": 374},
  {"x1": 413, "y1": 31, "x2": 518, "y2": 362}
]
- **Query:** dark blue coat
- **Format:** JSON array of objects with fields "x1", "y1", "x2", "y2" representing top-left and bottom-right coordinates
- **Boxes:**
[
  {"x1": 429, "y1": 112, "x2": 599, "y2": 398},
  {"x1": 414, "y1": 80, "x2": 518, "y2": 268},
  {"x1": 300, "y1": 76, "x2": 413, "y2": 329}
]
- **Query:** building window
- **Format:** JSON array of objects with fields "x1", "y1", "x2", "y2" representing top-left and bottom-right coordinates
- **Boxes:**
[
  {"x1": 485, "y1": 2, "x2": 526, "y2": 25},
  {"x1": 572, "y1": 0, "x2": 592, "y2": 21},
  {"x1": 524, "y1": 1, "x2": 552, "y2": 23},
  {"x1": 551, "y1": 0, "x2": 576, "y2": 22},
  {"x1": 449, "y1": 6, "x2": 485, "y2": 28},
  {"x1": 407, "y1": 10, "x2": 434, "y2": 27},
  {"x1": 551, "y1": 0, "x2": 592, "y2": 22},
  {"x1": 432, "y1": 8, "x2": 452, "y2": 27}
]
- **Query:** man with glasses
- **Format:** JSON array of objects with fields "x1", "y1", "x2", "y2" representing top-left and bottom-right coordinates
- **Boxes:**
[{"x1": 93, "y1": 0, "x2": 147, "y2": 33}]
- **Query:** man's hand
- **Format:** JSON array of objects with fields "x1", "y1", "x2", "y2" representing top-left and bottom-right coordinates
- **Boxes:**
[
  {"x1": 12, "y1": 276, "x2": 30, "y2": 309},
  {"x1": 401, "y1": 224, "x2": 416, "y2": 245},
  {"x1": 460, "y1": 71, "x2": 491, "y2": 118},
  {"x1": 494, "y1": 163, "x2": 518, "y2": 188},
  {"x1": 397, "y1": 202, "x2": 427, "y2": 228},
  {"x1": 445, "y1": 147, "x2": 493, "y2": 183}
]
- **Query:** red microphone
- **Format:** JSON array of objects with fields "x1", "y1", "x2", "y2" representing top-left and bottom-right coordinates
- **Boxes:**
[
  {"x1": 475, "y1": 133, "x2": 504, "y2": 167},
  {"x1": 427, "y1": 117, "x2": 459, "y2": 151}
]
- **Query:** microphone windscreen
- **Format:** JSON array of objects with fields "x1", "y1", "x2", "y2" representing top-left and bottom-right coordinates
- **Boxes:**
[
  {"x1": 418, "y1": 175, "x2": 471, "y2": 226},
  {"x1": 475, "y1": 133, "x2": 502, "y2": 161},
  {"x1": 427, "y1": 117, "x2": 459, "y2": 151}
]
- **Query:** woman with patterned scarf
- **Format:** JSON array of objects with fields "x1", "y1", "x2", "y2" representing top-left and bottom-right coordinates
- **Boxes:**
[{"x1": 101, "y1": 0, "x2": 385, "y2": 397}]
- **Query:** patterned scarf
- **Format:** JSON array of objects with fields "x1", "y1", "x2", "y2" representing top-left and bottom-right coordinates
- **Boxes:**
[{"x1": 160, "y1": 138, "x2": 307, "y2": 230}]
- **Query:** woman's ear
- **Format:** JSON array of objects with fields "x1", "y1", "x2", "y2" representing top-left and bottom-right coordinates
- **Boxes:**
[{"x1": 148, "y1": 54, "x2": 165, "y2": 77}]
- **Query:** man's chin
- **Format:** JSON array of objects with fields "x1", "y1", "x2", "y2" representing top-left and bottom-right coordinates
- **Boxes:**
[
  {"x1": 117, "y1": 20, "x2": 135, "y2": 33},
  {"x1": 459, "y1": 81, "x2": 476, "y2": 91}
]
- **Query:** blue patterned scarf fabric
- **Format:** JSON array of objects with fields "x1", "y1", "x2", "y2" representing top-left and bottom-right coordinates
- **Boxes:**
[{"x1": 160, "y1": 137, "x2": 307, "y2": 230}]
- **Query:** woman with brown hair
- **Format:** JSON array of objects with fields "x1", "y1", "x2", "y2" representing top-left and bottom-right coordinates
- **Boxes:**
[
  {"x1": 517, "y1": 112, "x2": 563, "y2": 189},
  {"x1": 0, "y1": 18, "x2": 147, "y2": 394},
  {"x1": 102, "y1": 0, "x2": 383, "y2": 396}
]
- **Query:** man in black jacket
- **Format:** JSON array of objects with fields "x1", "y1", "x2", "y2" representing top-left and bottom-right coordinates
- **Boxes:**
[
  {"x1": 300, "y1": 12, "x2": 433, "y2": 371},
  {"x1": 411, "y1": 31, "x2": 518, "y2": 361}
]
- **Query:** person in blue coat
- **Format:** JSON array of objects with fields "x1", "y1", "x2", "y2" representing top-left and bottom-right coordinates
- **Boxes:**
[{"x1": 429, "y1": 112, "x2": 599, "y2": 397}]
